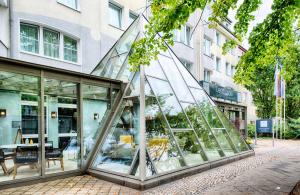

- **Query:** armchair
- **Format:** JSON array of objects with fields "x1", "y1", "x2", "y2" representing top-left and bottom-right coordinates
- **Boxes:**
[
  {"x1": 13, "y1": 146, "x2": 39, "y2": 179},
  {"x1": 45, "y1": 141, "x2": 64, "y2": 171},
  {"x1": 0, "y1": 149, "x2": 8, "y2": 175}
]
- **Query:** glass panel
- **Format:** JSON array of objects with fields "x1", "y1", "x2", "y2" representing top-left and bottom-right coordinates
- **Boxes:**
[
  {"x1": 91, "y1": 18, "x2": 140, "y2": 82},
  {"x1": 159, "y1": 54, "x2": 194, "y2": 102},
  {"x1": 147, "y1": 76, "x2": 191, "y2": 129},
  {"x1": 43, "y1": 29, "x2": 59, "y2": 58},
  {"x1": 215, "y1": 109, "x2": 249, "y2": 152},
  {"x1": 129, "y1": 12, "x2": 138, "y2": 24},
  {"x1": 145, "y1": 60, "x2": 167, "y2": 80},
  {"x1": 109, "y1": 2, "x2": 122, "y2": 28},
  {"x1": 93, "y1": 99, "x2": 139, "y2": 174},
  {"x1": 181, "y1": 103, "x2": 224, "y2": 160},
  {"x1": 44, "y1": 78, "x2": 80, "y2": 174},
  {"x1": 173, "y1": 130, "x2": 205, "y2": 166},
  {"x1": 145, "y1": 94, "x2": 185, "y2": 174},
  {"x1": 64, "y1": 36, "x2": 77, "y2": 62},
  {"x1": 170, "y1": 51, "x2": 200, "y2": 88},
  {"x1": 20, "y1": 23, "x2": 39, "y2": 54},
  {"x1": 212, "y1": 128, "x2": 236, "y2": 156},
  {"x1": 100, "y1": 51, "x2": 128, "y2": 80},
  {"x1": 0, "y1": 70, "x2": 41, "y2": 182},
  {"x1": 93, "y1": 77, "x2": 139, "y2": 174},
  {"x1": 190, "y1": 88, "x2": 223, "y2": 128},
  {"x1": 82, "y1": 84, "x2": 111, "y2": 160},
  {"x1": 131, "y1": 150, "x2": 156, "y2": 177},
  {"x1": 57, "y1": 0, "x2": 77, "y2": 9}
]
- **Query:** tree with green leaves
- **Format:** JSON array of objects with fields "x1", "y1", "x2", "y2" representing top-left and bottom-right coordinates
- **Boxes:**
[{"x1": 128, "y1": 0, "x2": 300, "y2": 119}]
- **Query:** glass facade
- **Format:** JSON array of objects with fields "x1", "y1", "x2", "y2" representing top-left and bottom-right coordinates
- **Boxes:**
[
  {"x1": 0, "y1": 61, "x2": 121, "y2": 183},
  {"x1": 90, "y1": 15, "x2": 251, "y2": 179}
]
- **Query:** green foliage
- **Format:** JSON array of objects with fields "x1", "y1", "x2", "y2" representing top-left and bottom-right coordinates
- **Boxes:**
[
  {"x1": 247, "y1": 123, "x2": 255, "y2": 138},
  {"x1": 284, "y1": 118, "x2": 300, "y2": 139}
]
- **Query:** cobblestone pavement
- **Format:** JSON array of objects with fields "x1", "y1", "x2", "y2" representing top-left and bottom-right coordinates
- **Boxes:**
[{"x1": 0, "y1": 139, "x2": 299, "y2": 195}]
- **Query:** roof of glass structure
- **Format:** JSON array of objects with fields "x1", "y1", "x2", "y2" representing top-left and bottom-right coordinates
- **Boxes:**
[{"x1": 90, "y1": 15, "x2": 251, "y2": 180}]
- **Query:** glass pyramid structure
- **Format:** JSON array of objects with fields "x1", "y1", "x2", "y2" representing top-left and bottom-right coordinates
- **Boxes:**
[{"x1": 89, "y1": 15, "x2": 251, "y2": 182}]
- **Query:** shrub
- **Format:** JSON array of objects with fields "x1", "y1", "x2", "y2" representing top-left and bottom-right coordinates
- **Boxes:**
[{"x1": 247, "y1": 123, "x2": 255, "y2": 138}]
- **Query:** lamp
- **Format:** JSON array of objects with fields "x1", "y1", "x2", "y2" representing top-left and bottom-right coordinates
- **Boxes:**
[
  {"x1": 51, "y1": 111, "x2": 57, "y2": 118},
  {"x1": 94, "y1": 113, "x2": 99, "y2": 120},
  {"x1": 0, "y1": 109, "x2": 6, "y2": 117}
]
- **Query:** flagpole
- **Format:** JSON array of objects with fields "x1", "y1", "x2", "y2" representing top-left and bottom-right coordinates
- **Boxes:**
[{"x1": 283, "y1": 85, "x2": 286, "y2": 140}]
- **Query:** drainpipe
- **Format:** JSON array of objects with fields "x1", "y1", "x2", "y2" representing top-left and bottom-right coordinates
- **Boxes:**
[{"x1": 8, "y1": 0, "x2": 13, "y2": 58}]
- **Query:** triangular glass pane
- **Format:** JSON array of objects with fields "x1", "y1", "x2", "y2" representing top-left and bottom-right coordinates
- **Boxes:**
[
  {"x1": 145, "y1": 88, "x2": 185, "y2": 174},
  {"x1": 211, "y1": 128, "x2": 236, "y2": 156},
  {"x1": 91, "y1": 17, "x2": 140, "y2": 80},
  {"x1": 181, "y1": 103, "x2": 224, "y2": 160},
  {"x1": 92, "y1": 77, "x2": 140, "y2": 174},
  {"x1": 215, "y1": 109, "x2": 250, "y2": 151}
]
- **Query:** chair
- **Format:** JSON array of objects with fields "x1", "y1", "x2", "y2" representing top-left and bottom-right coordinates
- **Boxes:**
[
  {"x1": 13, "y1": 146, "x2": 39, "y2": 179},
  {"x1": 45, "y1": 141, "x2": 64, "y2": 171},
  {"x1": 0, "y1": 149, "x2": 8, "y2": 175}
]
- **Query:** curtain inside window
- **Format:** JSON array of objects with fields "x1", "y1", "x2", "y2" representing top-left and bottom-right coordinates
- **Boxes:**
[
  {"x1": 43, "y1": 29, "x2": 59, "y2": 58},
  {"x1": 20, "y1": 24, "x2": 39, "y2": 53},
  {"x1": 64, "y1": 36, "x2": 77, "y2": 62}
]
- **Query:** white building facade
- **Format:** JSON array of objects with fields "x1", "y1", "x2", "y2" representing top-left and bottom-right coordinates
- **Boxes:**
[{"x1": 0, "y1": 0, "x2": 256, "y2": 135}]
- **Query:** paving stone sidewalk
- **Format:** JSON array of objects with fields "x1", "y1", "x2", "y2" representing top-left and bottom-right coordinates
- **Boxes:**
[{"x1": 0, "y1": 139, "x2": 299, "y2": 195}]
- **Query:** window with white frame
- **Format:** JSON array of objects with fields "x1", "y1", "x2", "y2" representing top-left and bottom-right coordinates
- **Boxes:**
[
  {"x1": 204, "y1": 36, "x2": 211, "y2": 56},
  {"x1": 216, "y1": 32, "x2": 221, "y2": 46},
  {"x1": 20, "y1": 23, "x2": 39, "y2": 54},
  {"x1": 204, "y1": 69, "x2": 211, "y2": 82},
  {"x1": 109, "y1": 2, "x2": 122, "y2": 28},
  {"x1": 64, "y1": 36, "x2": 78, "y2": 62},
  {"x1": 173, "y1": 25, "x2": 192, "y2": 46},
  {"x1": 57, "y1": 0, "x2": 78, "y2": 10},
  {"x1": 231, "y1": 65, "x2": 235, "y2": 77},
  {"x1": 43, "y1": 28, "x2": 60, "y2": 58},
  {"x1": 20, "y1": 23, "x2": 79, "y2": 63},
  {"x1": 129, "y1": 12, "x2": 138, "y2": 24},
  {"x1": 226, "y1": 62, "x2": 230, "y2": 76},
  {"x1": 216, "y1": 57, "x2": 221, "y2": 71}
]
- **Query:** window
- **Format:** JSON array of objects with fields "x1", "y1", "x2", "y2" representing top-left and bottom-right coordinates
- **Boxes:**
[
  {"x1": 20, "y1": 23, "x2": 39, "y2": 54},
  {"x1": 231, "y1": 65, "x2": 235, "y2": 77},
  {"x1": 173, "y1": 25, "x2": 192, "y2": 46},
  {"x1": 64, "y1": 36, "x2": 78, "y2": 62},
  {"x1": 216, "y1": 57, "x2": 221, "y2": 71},
  {"x1": 204, "y1": 69, "x2": 211, "y2": 82},
  {"x1": 57, "y1": 0, "x2": 78, "y2": 10},
  {"x1": 204, "y1": 37, "x2": 211, "y2": 56},
  {"x1": 216, "y1": 32, "x2": 221, "y2": 46},
  {"x1": 226, "y1": 62, "x2": 230, "y2": 76},
  {"x1": 109, "y1": 2, "x2": 122, "y2": 28},
  {"x1": 129, "y1": 12, "x2": 138, "y2": 24},
  {"x1": 43, "y1": 29, "x2": 60, "y2": 58}
]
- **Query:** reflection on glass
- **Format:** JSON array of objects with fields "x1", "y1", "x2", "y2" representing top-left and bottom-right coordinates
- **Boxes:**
[
  {"x1": 82, "y1": 84, "x2": 111, "y2": 160},
  {"x1": 212, "y1": 128, "x2": 236, "y2": 156},
  {"x1": 0, "y1": 70, "x2": 41, "y2": 181},
  {"x1": 182, "y1": 103, "x2": 224, "y2": 160},
  {"x1": 159, "y1": 55, "x2": 194, "y2": 102},
  {"x1": 215, "y1": 109, "x2": 249, "y2": 152},
  {"x1": 131, "y1": 151, "x2": 157, "y2": 177},
  {"x1": 44, "y1": 78, "x2": 80, "y2": 174},
  {"x1": 145, "y1": 60, "x2": 166, "y2": 80},
  {"x1": 173, "y1": 131, "x2": 205, "y2": 166},
  {"x1": 170, "y1": 51, "x2": 200, "y2": 89},
  {"x1": 147, "y1": 76, "x2": 191, "y2": 129},
  {"x1": 93, "y1": 99, "x2": 139, "y2": 174},
  {"x1": 145, "y1": 95, "x2": 184, "y2": 173},
  {"x1": 190, "y1": 88, "x2": 223, "y2": 128}
]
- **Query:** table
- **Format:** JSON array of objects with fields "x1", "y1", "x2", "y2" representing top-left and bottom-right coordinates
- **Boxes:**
[{"x1": 0, "y1": 143, "x2": 52, "y2": 149}]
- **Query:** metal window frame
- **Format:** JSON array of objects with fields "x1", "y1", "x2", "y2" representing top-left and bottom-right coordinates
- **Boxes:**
[{"x1": 0, "y1": 57, "x2": 121, "y2": 187}]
